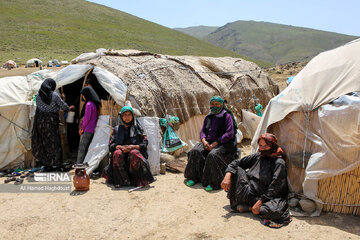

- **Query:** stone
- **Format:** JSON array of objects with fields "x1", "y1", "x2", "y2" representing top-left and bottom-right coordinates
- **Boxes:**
[
  {"x1": 288, "y1": 198, "x2": 300, "y2": 207},
  {"x1": 165, "y1": 156, "x2": 187, "y2": 173},
  {"x1": 160, "y1": 153, "x2": 175, "y2": 164},
  {"x1": 299, "y1": 199, "x2": 316, "y2": 213}
]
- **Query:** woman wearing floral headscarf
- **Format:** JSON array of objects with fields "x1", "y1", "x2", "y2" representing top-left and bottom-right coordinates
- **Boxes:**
[
  {"x1": 221, "y1": 133, "x2": 291, "y2": 228},
  {"x1": 184, "y1": 96, "x2": 238, "y2": 191}
]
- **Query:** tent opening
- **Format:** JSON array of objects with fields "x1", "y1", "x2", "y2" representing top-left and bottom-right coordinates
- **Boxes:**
[{"x1": 60, "y1": 69, "x2": 110, "y2": 156}]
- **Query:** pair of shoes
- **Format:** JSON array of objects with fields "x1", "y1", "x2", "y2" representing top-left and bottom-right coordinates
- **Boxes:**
[
  {"x1": 205, "y1": 185, "x2": 213, "y2": 191},
  {"x1": 14, "y1": 178, "x2": 24, "y2": 185},
  {"x1": 4, "y1": 177, "x2": 16, "y2": 183},
  {"x1": 186, "y1": 180, "x2": 195, "y2": 187}
]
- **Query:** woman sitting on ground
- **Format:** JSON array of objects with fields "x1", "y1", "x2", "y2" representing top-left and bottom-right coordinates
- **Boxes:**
[
  {"x1": 221, "y1": 133, "x2": 291, "y2": 228},
  {"x1": 77, "y1": 86, "x2": 101, "y2": 164},
  {"x1": 102, "y1": 106, "x2": 154, "y2": 188},
  {"x1": 32, "y1": 78, "x2": 74, "y2": 171},
  {"x1": 184, "y1": 96, "x2": 238, "y2": 191}
]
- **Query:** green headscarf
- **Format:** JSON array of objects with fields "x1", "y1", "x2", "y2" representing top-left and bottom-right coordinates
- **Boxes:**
[
  {"x1": 210, "y1": 96, "x2": 225, "y2": 104},
  {"x1": 120, "y1": 106, "x2": 134, "y2": 114},
  {"x1": 210, "y1": 96, "x2": 224, "y2": 114},
  {"x1": 209, "y1": 96, "x2": 238, "y2": 131}
]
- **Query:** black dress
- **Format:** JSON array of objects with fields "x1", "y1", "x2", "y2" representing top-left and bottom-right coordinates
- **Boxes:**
[{"x1": 226, "y1": 153, "x2": 291, "y2": 224}]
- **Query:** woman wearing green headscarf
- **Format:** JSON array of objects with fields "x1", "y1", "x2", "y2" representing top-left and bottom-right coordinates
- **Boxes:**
[
  {"x1": 184, "y1": 96, "x2": 238, "y2": 191},
  {"x1": 102, "y1": 106, "x2": 154, "y2": 188}
]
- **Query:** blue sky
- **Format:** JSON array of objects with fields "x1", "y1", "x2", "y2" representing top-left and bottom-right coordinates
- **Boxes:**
[{"x1": 88, "y1": 0, "x2": 360, "y2": 36}]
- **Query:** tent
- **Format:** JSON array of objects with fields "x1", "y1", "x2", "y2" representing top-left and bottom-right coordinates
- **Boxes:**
[
  {"x1": 252, "y1": 39, "x2": 360, "y2": 215},
  {"x1": 73, "y1": 49, "x2": 279, "y2": 153},
  {"x1": 3, "y1": 60, "x2": 17, "y2": 69},
  {"x1": 0, "y1": 49, "x2": 279, "y2": 176},
  {"x1": 26, "y1": 58, "x2": 43, "y2": 68}
]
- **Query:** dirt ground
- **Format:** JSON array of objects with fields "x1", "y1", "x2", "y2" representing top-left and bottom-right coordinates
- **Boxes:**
[
  {"x1": 0, "y1": 64, "x2": 359, "y2": 239},
  {"x1": 0, "y1": 146, "x2": 359, "y2": 240},
  {"x1": 0, "y1": 66, "x2": 65, "y2": 78}
]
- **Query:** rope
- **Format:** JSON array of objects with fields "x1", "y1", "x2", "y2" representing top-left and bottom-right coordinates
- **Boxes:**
[{"x1": 0, "y1": 112, "x2": 29, "y2": 133}]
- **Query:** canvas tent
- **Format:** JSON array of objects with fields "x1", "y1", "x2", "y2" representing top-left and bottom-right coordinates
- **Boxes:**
[
  {"x1": 26, "y1": 58, "x2": 43, "y2": 68},
  {"x1": 0, "y1": 49, "x2": 279, "y2": 177},
  {"x1": 73, "y1": 49, "x2": 279, "y2": 151},
  {"x1": 3, "y1": 60, "x2": 17, "y2": 69},
  {"x1": 252, "y1": 39, "x2": 360, "y2": 215}
]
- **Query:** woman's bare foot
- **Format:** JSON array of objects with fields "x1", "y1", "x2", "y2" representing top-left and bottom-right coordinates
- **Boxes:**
[{"x1": 236, "y1": 204, "x2": 251, "y2": 213}]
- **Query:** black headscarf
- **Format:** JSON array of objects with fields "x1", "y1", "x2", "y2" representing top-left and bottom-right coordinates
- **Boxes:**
[
  {"x1": 80, "y1": 87, "x2": 102, "y2": 118},
  {"x1": 39, "y1": 78, "x2": 56, "y2": 105}
]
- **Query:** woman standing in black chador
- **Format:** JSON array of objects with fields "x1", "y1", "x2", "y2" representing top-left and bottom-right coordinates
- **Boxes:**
[{"x1": 32, "y1": 78, "x2": 74, "y2": 171}]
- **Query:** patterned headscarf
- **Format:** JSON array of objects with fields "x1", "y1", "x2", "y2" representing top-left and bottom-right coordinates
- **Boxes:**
[{"x1": 257, "y1": 133, "x2": 285, "y2": 159}]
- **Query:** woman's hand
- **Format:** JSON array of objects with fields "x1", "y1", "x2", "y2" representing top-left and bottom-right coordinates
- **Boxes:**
[
  {"x1": 69, "y1": 105, "x2": 75, "y2": 111},
  {"x1": 202, "y1": 138, "x2": 210, "y2": 151},
  {"x1": 78, "y1": 129, "x2": 84, "y2": 136},
  {"x1": 252, "y1": 200, "x2": 263, "y2": 215},
  {"x1": 116, "y1": 145, "x2": 124, "y2": 151},
  {"x1": 221, "y1": 172, "x2": 232, "y2": 192},
  {"x1": 208, "y1": 141, "x2": 218, "y2": 151}
]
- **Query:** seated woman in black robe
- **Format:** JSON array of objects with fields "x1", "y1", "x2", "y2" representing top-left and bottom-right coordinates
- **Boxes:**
[
  {"x1": 102, "y1": 106, "x2": 154, "y2": 188},
  {"x1": 184, "y1": 96, "x2": 238, "y2": 191},
  {"x1": 221, "y1": 133, "x2": 291, "y2": 228}
]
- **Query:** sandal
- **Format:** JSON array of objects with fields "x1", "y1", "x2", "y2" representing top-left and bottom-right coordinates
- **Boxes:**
[
  {"x1": 186, "y1": 180, "x2": 195, "y2": 187},
  {"x1": 14, "y1": 178, "x2": 24, "y2": 185},
  {"x1": 205, "y1": 185, "x2": 213, "y2": 192},
  {"x1": 263, "y1": 219, "x2": 283, "y2": 228},
  {"x1": 4, "y1": 177, "x2": 16, "y2": 183}
]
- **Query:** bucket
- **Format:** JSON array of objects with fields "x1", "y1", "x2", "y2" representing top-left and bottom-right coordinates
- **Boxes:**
[{"x1": 66, "y1": 111, "x2": 75, "y2": 123}]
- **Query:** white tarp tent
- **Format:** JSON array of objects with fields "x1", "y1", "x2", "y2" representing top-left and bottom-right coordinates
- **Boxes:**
[
  {"x1": 26, "y1": 58, "x2": 43, "y2": 68},
  {"x1": 0, "y1": 65, "x2": 134, "y2": 171},
  {"x1": 252, "y1": 39, "x2": 360, "y2": 209}
]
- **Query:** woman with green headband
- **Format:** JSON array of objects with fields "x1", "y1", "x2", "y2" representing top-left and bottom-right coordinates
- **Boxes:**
[
  {"x1": 102, "y1": 106, "x2": 154, "y2": 188},
  {"x1": 184, "y1": 96, "x2": 238, "y2": 191}
]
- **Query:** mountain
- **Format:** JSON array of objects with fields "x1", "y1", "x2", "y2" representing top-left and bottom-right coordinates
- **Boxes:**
[
  {"x1": 177, "y1": 21, "x2": 358, "y2": 64},
  {"x1": 0, "y1": 0, "x2": 267, "y2": 66},
  {"x1": 174, "y1": 26, "x2": 218, "y2": 40}
]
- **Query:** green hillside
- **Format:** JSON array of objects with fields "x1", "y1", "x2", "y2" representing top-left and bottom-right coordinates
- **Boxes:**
[
  {"x1": 174, "y1": 26, "x2": 218, "y2": 40},
  {"x1": 0, "y1": 0, "x2": 268, "y2": 66},
  {"x1": 182, "y1": 21, "x2": 358, "y2": 64}
]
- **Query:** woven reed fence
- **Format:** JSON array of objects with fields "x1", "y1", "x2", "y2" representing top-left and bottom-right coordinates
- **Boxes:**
[{"x1": 269, "y1": 111, "x2": 360, "y2": 215}]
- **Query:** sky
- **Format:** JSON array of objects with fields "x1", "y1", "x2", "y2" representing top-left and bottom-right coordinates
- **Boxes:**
[{"x1": 88, "y1": 0, "x2": 360, "y2": 36}]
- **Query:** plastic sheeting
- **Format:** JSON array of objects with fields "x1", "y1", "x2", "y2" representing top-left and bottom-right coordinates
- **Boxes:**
[
  {"x1": 138, "y1": 117, "x2": 161, "y2": 175},
  {"x1": 84, "y1": 115, "x2": 111, "y2": 175},
  {"x1": 55, "y1": 64, "x2": 92, "y2": 88},
  {"x1": 93, "y1": 67, "x2": 127, "y2": 105},
  {"x1": 84, "y1": 116, "x2": 161, "y2": 176},
  {"x1": 240, "y1": 110, "x2": 261, "y2": 140},
  {"x1": 253, "y1": 39, "x2": 360, "y2": 214},
  {"x1": 0, "y1": 103, "x2": 33, "y2": 170},
  {"x1": 71, "y1": 48, "x2": 106, "y2": 64},
  {"x1": 27, "y1": 70, "x2": 58, "y2": 96}
]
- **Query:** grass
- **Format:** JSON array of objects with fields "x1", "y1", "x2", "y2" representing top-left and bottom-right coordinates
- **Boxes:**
[
  {"x1": 180, "y1": 21, "x2": 358, "y2": 65},
  {"x1": 0, "y1": 0, "x2": 269, "y2": 67}
]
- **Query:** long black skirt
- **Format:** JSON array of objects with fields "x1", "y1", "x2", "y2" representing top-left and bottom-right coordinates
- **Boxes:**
[
  {"x1": 102, "y1": 149, "x2": 154, "y2": 187},
  {"x1": 227, "y1": 167, "x2": 291, "y2": 224},
  {"x1": 184, "y1": 143, "x2": 237, "y2": 190},
  {"x1": 31, "y1": 111, "x2": 63, "y2": 167}
]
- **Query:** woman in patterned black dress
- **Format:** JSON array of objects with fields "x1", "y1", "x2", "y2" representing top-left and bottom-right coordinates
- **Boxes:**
[{"x1": 31, "y1": 78, "x2": 74, "y2": 171}]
